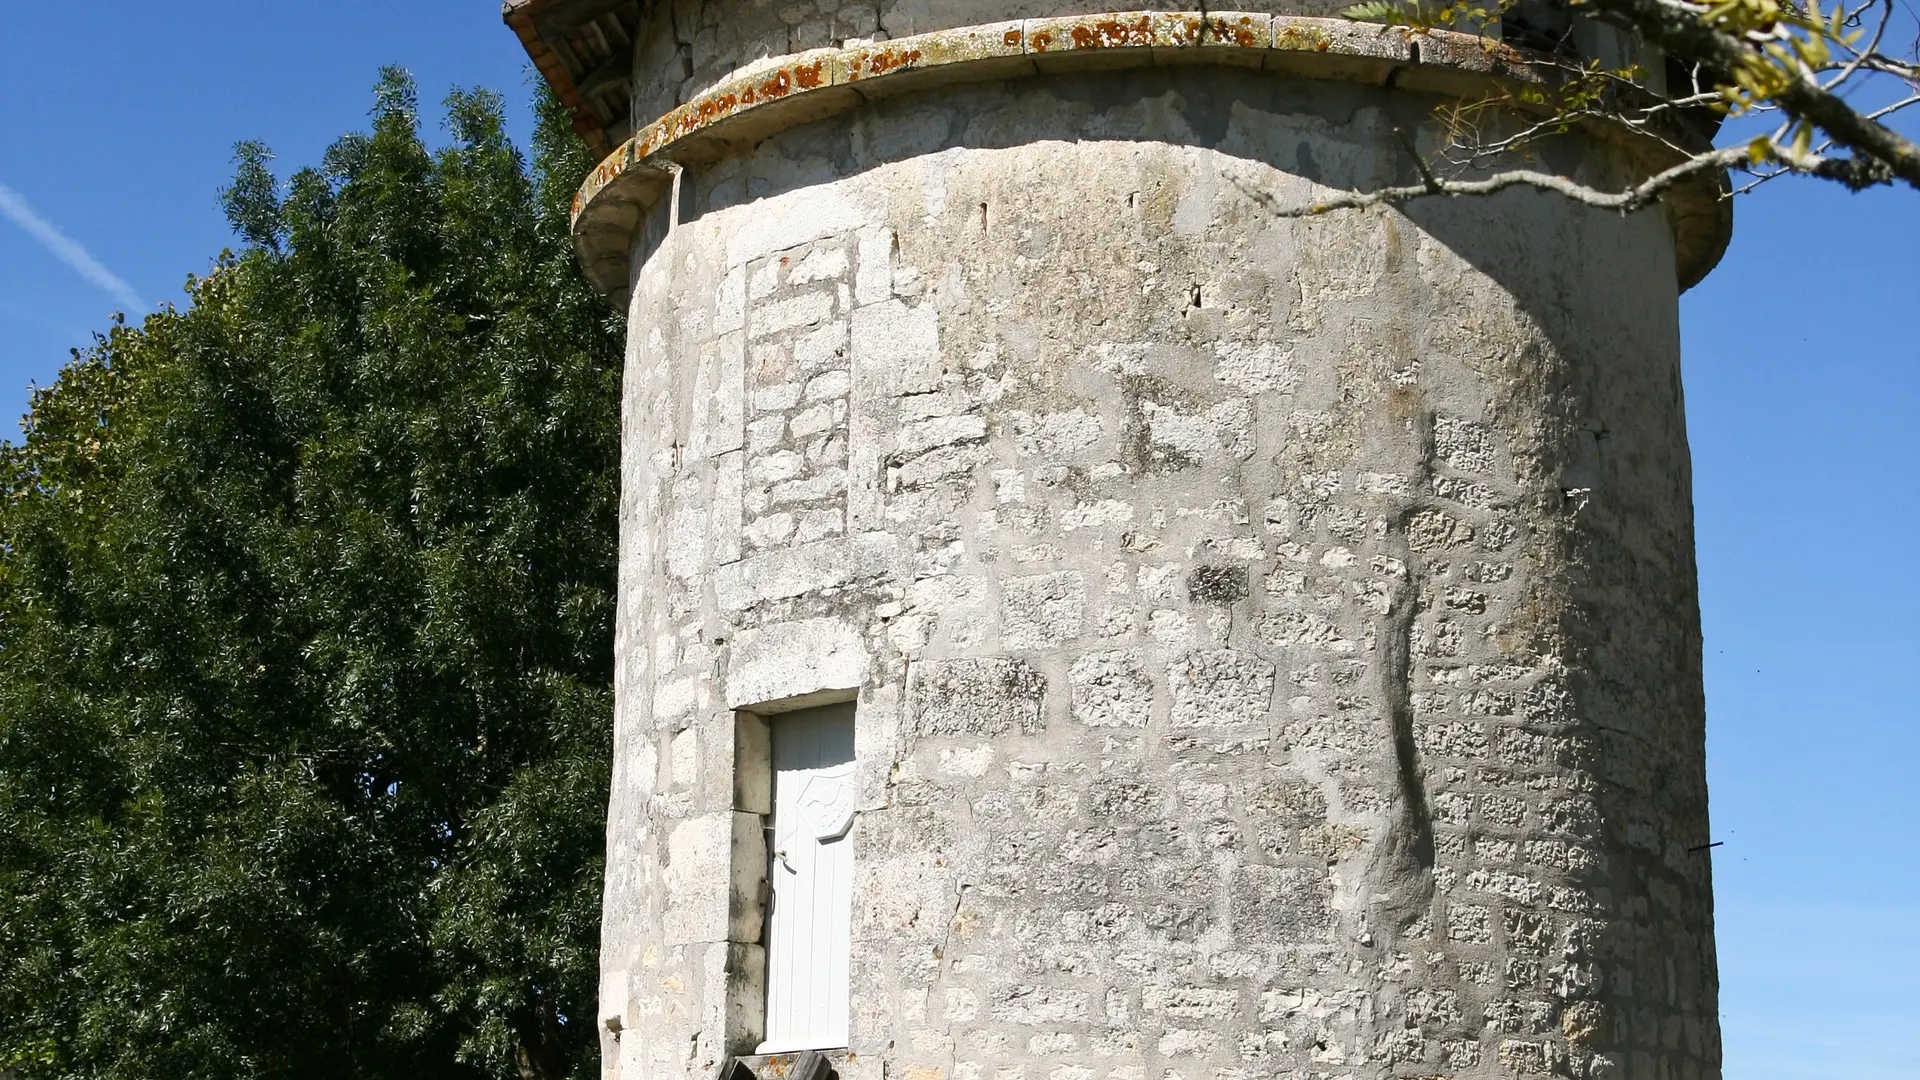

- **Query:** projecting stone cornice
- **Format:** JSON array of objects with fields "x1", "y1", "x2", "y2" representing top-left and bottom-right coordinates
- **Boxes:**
[{"x1": 569, "y1": 11, "x2": 1730, "y2": 303}]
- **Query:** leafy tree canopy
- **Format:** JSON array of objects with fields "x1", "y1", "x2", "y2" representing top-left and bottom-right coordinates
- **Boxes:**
[{"x1": 0, "y1": 69, "x2": 621, "y2": 1080}]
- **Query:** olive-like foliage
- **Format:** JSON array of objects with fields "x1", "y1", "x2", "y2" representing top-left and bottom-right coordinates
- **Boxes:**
[{"x1": 0, "y1": 69, "x2": 621, "y2": 1080}]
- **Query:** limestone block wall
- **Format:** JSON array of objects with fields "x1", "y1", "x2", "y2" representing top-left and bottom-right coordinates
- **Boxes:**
[
  {"x1": 600, "y1": 69, "x2": 1719, "y2": 1080},
  {"x1": 628, "y1": 0, "x2": 1345, "y2": 128},
  {"x1": 624, "y1": 0, "x2": 1647, "y2": 136}
]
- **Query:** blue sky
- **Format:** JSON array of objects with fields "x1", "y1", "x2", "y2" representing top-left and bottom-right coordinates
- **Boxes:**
[{"x1": 4, "y1": 4, "x2": 1916, "y2": 1075}]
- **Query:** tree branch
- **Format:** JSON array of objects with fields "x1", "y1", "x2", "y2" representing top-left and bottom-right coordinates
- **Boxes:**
[
  {"x1": 1243, "y1": 145, "x2": 1751, "y2": 216},
  {"x1": 1573, "y1": 0, "x2": 1920, "y2": 187}
]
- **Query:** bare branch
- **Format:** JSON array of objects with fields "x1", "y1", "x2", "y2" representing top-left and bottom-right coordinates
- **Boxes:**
[
  {"x1": 1866, "y1": 92, "x2": 1920, "y2": 119},
  {"x1": 1649, "y1": 90, "x2": 1740, "y2": 111},
  {"x1": 1862, "y1": 0, "x2": 1895, "y2": 62},
  {"x1": 1862, "y1": 54, "x2": 1920, "y2": 80},
  {"x1": 1391, "y1": 126, "x2": 1448, "y2": 193},
  {"x1": 1825, "y1": 0, "x2": 1898, "y2": 88},
  {"x1": 1244, "y1": 146, "x2": 1751, "y2": 217},
  {"x1": 1842, "y1": 0, "x2": 1881, "y2": 26}
]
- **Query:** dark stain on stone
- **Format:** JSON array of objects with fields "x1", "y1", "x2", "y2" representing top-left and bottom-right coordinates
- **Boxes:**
[
  {"x1": 1294, "y1": 140, "x2": 1322, "y2": 183},
  {"x1": 1187, "y1": 564, "x2": 1249, "y2": 604},
  {"x1": 1119, "y1": 372, "x2": 1201, "y2": 474}
]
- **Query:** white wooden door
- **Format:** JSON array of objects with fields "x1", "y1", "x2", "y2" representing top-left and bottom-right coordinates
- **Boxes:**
[{"x1": 759, "y1": 703, "x2": 856, "y2": 1052}]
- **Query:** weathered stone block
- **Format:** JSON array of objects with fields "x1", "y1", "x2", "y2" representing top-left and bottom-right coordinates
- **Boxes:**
[
  {"x1": 1001, "y1": 571, "x2": 1085, "y2": 650},
  {"x1": 991, "y1": 985, "x2": 1090, "y2": 1026},
  {"x1": 1170, "y1": 648, "x2": 1275, "y2": 728},
  {"x1": 1232, "y1": 865, "x2": 1332, "y2": 942},
  {"x1": 851, "y1": 297, "x2": 940, "y2": 395},
  {"x1": 910, "y1": 657, "x2": 1046, "y2": 738},
  {"x1": 712, "y1": 531, "x2": 900, "y2": 611},
  {"x1": 1067, "y1": 648, "x2": 1153, "y2": 727},
  {"x1": 663, "y1": 812, "x2": 765, "y2": 945},
  {"x1": 726, "y1": 616, "x2": 868, "y2": 709}
]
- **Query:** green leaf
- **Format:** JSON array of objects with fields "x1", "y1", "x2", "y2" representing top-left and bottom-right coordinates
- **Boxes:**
[{"x1": 1345, "y1": 0, "x2": 1409, "y2": 21}]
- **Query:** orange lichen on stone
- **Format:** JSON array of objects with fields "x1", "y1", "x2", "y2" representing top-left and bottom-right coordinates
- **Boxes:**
[
  {"x1": 1273, "y1": 24, "x2": 1335, "y2": 51},
  {"x1": 853, "y1": 47, "x2": 927, "y2": 78},
  {"x1": 568, "y1": 10, "x2": 1554, "y2": 239},
  {"x1": 1069, "y1": 15, "x2": 1156, "y2": 48}
]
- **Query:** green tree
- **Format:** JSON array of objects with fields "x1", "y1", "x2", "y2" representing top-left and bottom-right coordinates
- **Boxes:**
[{"x1": 0, "y1": 70, "x2": 621, "y2": 1080}]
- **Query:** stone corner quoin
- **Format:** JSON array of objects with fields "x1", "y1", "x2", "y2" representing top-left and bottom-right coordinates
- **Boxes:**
[{"x1": 514, "y1": 1, "x2": 1725, "y2": 1078}]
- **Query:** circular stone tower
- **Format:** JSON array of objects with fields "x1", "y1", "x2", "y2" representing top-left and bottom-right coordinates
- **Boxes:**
[{"x1": 509, "y1": 3, "x2": 1729, "y2": 1078}]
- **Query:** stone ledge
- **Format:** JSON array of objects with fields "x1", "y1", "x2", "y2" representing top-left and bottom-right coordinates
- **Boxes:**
[{"x1": 571, "y1": 10, "x2": 1730, "y2": 304}]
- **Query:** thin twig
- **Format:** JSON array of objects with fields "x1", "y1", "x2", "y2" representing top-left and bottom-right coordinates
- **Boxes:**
[{"x1": 1392, "y1": 126, "x2": 1446, "y2": 193}]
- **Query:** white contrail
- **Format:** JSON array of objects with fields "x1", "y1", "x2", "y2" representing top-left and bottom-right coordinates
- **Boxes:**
[{"x1": 0, "y1": 181, "x2": 149, "y2": 314}]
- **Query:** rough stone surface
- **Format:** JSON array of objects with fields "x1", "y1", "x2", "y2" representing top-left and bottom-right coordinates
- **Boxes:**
[
  {"x1": 628, "y1": 0, "x2": 1368, "y2": 133},
  {"x1": 910, "y1": 657, "x2": 1048, "y2": 738},
  {"x1": 597, "y1": 29, "x2": 1720, "y2": 1080}
]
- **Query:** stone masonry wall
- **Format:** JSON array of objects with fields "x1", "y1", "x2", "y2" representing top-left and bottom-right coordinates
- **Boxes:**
[
  {"x1": 628, "y1": 0, "x2": 1354, "y2": 130},
  {"x1": 623, "y1": 0, "x2": 1646, "y2": 141},
  {"x1": 600, "y1": 71, "x2": 1719, "y2": 1080}
]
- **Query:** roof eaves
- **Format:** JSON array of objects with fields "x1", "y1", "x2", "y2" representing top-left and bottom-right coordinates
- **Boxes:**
[{"x1": 502, "y1": 0, "x2": 622, "y2": 159}]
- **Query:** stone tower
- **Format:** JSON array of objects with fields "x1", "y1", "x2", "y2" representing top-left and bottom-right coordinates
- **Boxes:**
[{"x1": 507, "y1": 3, "x2": 1729, "y2": 1078}]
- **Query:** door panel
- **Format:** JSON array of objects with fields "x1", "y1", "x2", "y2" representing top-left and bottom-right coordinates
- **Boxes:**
[{"x1": 760, "y1": 703, "x2": 855, "y2": 1052}]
